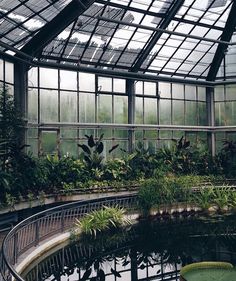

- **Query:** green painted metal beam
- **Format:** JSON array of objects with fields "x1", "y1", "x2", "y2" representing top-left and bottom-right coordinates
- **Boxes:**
[
  {"x1": 207, "y1": 1, "x2": 236, "y2": 81},
  {"x1": 18, "y1": 0, "x2": 95, "y2": 58},
  {"x1": 131, "y1": 0, "x2": 184, "y2": 72}
]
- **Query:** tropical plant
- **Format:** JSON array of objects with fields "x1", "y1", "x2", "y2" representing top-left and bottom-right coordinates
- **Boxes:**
[
  {"x1": 158, "y1": 136, "x2": 218, "y2": 176},
  {"x1": 193, "y1": 186, "x2": 214, "y2": 212},
  {"x1": 212, "y1": 186, "x2": 231, "y2": 213},
  {"x1": 138, "y1": 178, "x2": 167, "y2": 216},
  {"x1": 75, "y1": 205, "x2": 131, "y2": 237},
  {"x1": 5, "y1": 192, "x2": 16, "y2": 210},
  {"x1": 37, "y1": 191, "x2": 46, "y2": 206},
  {"x1": 78, "y1": 134, "x2": 119, "y2": 170},
  {"x1": 103, "y1": 158, "x2": 131, "y2": 181},
  {"x1": 0, "y1": 86, "x2": 25, "y2": 171},
  {"x1": 126, "y1": 142, "x2": 160, "y2": 179},
  {"x1": 42, "y1": 154, "x2": 88, "y2": 190},
  {"x1": 218, "y1": 140, "x2": 236, "y2": 177}
]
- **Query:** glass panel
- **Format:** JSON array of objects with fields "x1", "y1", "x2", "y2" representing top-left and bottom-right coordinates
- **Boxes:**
[
  {"x1": 144, "y1": 82, "x2": 156, "y2": 96},
  {"x1": 185, "y1": 101, "x2": 197, "y2": 125},
  {"x1": 40, "y1": 68, "x2": 58, "y2": 88},
  {"x1": 5, "y1": 84, "x2": 14, "y2": 96},
  {"x1": 41, "y1": 131, "x2": 58, "y2": 156},
  {"x1": 135, "y1": 81, "x2": 143, "y2": 95},
  {"x1": 185, "y1": 132, "x2": 197, "y2": 145},
  {"x1": 40, "y1": 89, "x2": 58, "y2": 122},
  {"x1": 113, "y1": 129, "x2": 128, "y2": 138},
  {"x1": 135, "y1": 130, "x2": 144, "y2": 141},
  {"x1": 185, "y1": 85, "x2": 196, "y2": 100},
  {"x1": 112, "y1": 140, "x2": 128, "y2": 158},
  {"x1": 172, "y1": 83, "x2": 184, "y2": 99},
  {"x1": 27, "y1": 128, "x2": 38, "y2": 138},
  {"x1": 98, "y1": 77, "x2": 112, "y2": 92},
  {"x1": 197, "y1": 132, "x2": 208, "y2": 149},
  {"x1": 144, "y1": 98, "x2": 157, "y2": 124},
  {"x1": 197, "y1": 87, "x2": 206, "y2": 101},
  {"x1": 172, "y1": 100, "x2": 184, "y2": 125},
  {"x1": 79, "y1": 129, "x2": 95, "y2": 139},
  {"x1": 113, "y1": 78, "x2": 126, "y2": 93},
  {"x1": 159, "y1": 131, "x2": 172, "y2": 139},
  {"x1": 79, "y1": 92, "x2": 95, "y2": 123},
  {"x1": 103, "y1": 139, "x2": 113, "y2": 159},
  {"x1": 60, "y1": 91, "x2": 77, "y2": 122},
  {"x1": 215, "y1": 132, "x2": 225, "y2": 152},
  {"x1": 225, "y1": 101, "x2": 236, "y2": 126},
  {"x1": 0, "y1": 59, "x2": 3, "y2": 81},
  {"x1": 215, "y1": 86, "x2": 224, "y2": 101},
  {"x1": 226, "y1": 132, "x2": 236, "y2": 142},
  {"x1": 98, "y1": 95, "x2": 112, "y2": 123},
  {"x1": 135, "y1": 97, "x2": 143, "y2": 124},
  {"x1": 159, "y1": 99, "x2": 171, "y2": 124},
  {"x1": 144, "y1": 139, "x2": 157, "y2": 154},
  {"x1": 159, "y1": 82, "x2": 171, "y2": 98},
  {"x1": 173, "y1": 130, "x2": 183, "y2": 139},
  {"x1": 99, "y1": 128, "x2": 112, "y2": 138},
  {"x1": 60, "y1": 70, "x2": 77, "y2": 90},
  {"x1": 114, "y1": 96, "x2": 128, "y2": 123},
  {"x1": 27, "y1": 139, "x2": 38, "y2": 156},
  {"x1": 226, "y1": 85, "x2": 236, "y2": 100},
  {"x1": 61, "y1": 128, "x2": 77, "y2": 139},
  {"x1": 60, "y1": 140, "x2": 77, "y2": 157},
  {"x1": 79, "y1": 72, "x2": 95, "y2": 92},
  {"x1": 28, "y1": 88, "x2": 38, "y2": 123},
  {"x1": 28, "y1": 67, "x2": 38, "y2": 87},
  {"x1": 144, "y1": 130, "x2": 157, "y2": 139},
  {"x1": 5, "y1": 61, "x2": 14, "y2": 84},
  {"x1": 215, "y1": 102, "x2": 225, "y2": 126},
  {"x1": 198, "y1": 102, "x2": 207, "y2": 126}
]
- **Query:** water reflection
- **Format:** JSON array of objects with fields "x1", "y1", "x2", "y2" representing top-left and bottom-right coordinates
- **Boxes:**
[{"x1": 24, "y1": 214, "x2": 236, "y2": 281}]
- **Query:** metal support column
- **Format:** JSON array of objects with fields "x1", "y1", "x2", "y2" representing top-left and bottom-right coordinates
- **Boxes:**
[
  {"x1": 127, "y1": 79, "x2": 135, "y2": 153},
  {"x1": 14, "y1": 62, "x2": 28, "y2": 146},
  {"x1": 206, "y1": 87, "x2": 215, "y2": 156}
]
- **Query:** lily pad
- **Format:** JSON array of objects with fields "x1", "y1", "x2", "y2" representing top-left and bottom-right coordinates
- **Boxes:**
[{"x1": 180, "y1": 261, "x2": 236, "y2": 281}]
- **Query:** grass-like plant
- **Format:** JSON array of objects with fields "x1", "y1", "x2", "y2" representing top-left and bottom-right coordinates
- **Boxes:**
[
  {"x1": 193, "y1": 185, "x2": 214, "y2": 212},
  {"x1": 212, "y1": 186, "x2": 231, "y2": 213},
  {"x1": 75, "y1": 206, "x2": 131, "y2": 237}
]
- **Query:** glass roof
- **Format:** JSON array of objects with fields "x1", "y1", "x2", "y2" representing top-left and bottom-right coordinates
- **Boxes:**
[{"x1": 0, "y1": 0, "x2": 235, "y2": 80}]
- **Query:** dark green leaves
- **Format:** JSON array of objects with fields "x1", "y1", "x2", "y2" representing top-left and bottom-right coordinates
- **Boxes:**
[
  {"x1": 78, "y1": 144, "x2": 91, "y2": 155},
  {"x1": 111, "y1": 268, "x2": 121, "y2": 277}
]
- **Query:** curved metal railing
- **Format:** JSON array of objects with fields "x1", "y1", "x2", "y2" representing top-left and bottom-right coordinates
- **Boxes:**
[{"x1": 0, "y1": 194, "x2": 138, "y2": 281}]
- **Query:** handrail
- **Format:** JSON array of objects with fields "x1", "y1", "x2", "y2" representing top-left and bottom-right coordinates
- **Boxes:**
[{"x1": 0, "y1": 194, "x2": 138, "y2": 281}]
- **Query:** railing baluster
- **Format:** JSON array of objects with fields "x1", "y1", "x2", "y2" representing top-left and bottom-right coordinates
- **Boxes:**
[{"x1": 1, "y1": 194, "x2": 137, "y2": 281}]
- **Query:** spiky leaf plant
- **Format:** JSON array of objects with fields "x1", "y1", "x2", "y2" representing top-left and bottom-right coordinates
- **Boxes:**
[{"x1": 75, "y1": 206, "x2": 131, "y2": 237}]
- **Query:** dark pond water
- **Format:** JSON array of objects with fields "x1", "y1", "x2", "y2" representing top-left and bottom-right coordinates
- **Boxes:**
[{"x1": 23, "y1": 213, "x2": 236, "y2": 281}]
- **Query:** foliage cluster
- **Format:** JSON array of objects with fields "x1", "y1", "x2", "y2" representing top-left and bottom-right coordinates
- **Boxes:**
[
  {"x1": 75, "y1": 206, "x2": 131, "y2": 237},
  {"x1": 138, "y1": 175, "x2": 236, "y2": 216},
  {"x1": 1, "y1": 86, "x2": 236, "y2": 209}
]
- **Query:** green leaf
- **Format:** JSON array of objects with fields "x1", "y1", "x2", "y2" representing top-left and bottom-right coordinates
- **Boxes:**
[
  {"x1": 81, "y1": 268, "x2": 92, "y2": 280},
  {"x1": 88, "y1": 135, "x2": 95, "y2": 148},
  {"x1": 98, "y1": 133, "x2": 104, "y2": 143},
  {"x1": 97, "y1": 142, "x2": 104, "y2": 154},
  {"x1": 98, "y1": 269, "x2": 105, "y2": 281},
  {"x1": 109, "y1": 144, "x2": 119, "y2": 153},
  {"x1": 78, "y1": 144, "x2": 91, "y2": 155},
  {"x1": 111, "y1": 268, "x2": 121, "y2": 277}
]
